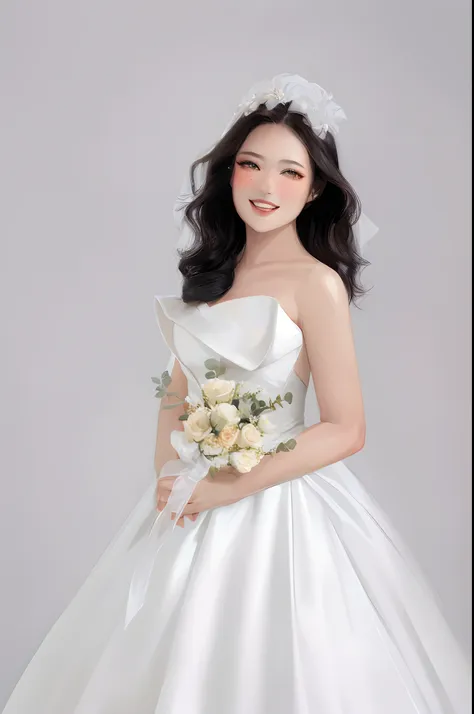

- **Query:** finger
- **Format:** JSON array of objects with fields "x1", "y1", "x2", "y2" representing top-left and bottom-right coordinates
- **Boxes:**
[
  {"x1": 156, "y1": 488, "x2": 170, "y2": 505},
  {"x1": 156, "y1": 491, "x2": 169, "y2": 508},
  {"x1": 156, "y1": 477, "x2": 177, "y2": 494},
  {"x1": 157, "y1": 475, "x2": 177, "y2": 486},
  {"x1": 182, "y1": 503, "x2": 202, "y2": 516},
  {"x1": 156, "y1": 483, "x2": 173, "y2": 498}
]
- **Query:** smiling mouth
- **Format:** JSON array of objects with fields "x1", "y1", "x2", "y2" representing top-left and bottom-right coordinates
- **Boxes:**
[{"x1": 249, "y1": 200, "x2": 279, "y2": 213}]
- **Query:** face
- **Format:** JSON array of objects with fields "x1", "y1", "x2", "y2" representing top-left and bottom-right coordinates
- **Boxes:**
[{"x1": 230, "y1": 123, "x2": 316, "y2": 234}]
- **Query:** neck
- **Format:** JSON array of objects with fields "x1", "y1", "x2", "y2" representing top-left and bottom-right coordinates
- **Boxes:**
[{"x1": 238, "y1": 221, "x2": 308, "y2": 268}]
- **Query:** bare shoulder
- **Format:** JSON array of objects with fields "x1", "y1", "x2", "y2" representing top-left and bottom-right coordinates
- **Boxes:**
[
  {"x1": 296, "y1": 260, "x2": 348, "y2": 314},
  {"x1": 261, "y1": 255, "x2": 344, "y2": 293},
  {"x1": 233, "y1": 256, "x2": 347, "y2": 327}
]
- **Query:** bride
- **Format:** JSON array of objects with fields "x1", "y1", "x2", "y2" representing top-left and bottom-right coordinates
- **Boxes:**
[{"x1": 3, "y1": 73, "x2": 470, "y2": 713}]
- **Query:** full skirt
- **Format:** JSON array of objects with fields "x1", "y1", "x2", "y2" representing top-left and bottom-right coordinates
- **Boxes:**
[{"x1": 3, "y1": 460, "x2": 471, "y2": 714}]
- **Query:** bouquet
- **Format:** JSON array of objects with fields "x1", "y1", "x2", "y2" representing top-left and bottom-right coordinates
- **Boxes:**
[{"x1": 152, "y1": 358, "x2": 296, "y2": 474}]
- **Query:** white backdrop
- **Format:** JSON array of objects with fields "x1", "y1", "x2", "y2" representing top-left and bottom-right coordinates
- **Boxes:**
[{"x1": 0, "y1": 0, "x2": 471, "y2": 706}]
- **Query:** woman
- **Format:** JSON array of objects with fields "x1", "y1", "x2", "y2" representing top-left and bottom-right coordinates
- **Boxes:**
[{"x1": 3, "y1": 73, "x2": 470, "y2": 713}]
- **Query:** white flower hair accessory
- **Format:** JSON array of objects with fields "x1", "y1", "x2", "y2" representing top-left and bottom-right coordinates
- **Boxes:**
[{"x1": 221, "y1": 73, "x2": 348, "y2": 140}]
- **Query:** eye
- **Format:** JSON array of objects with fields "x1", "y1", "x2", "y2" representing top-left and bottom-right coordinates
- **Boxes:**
[
  {"x1": 236, "y1": 160, "x2": 304, "y2": 179},
  {"x1": 283, "y1": 169, "x2": 304, "y2": 180},
  {"x1": 236, "y1": 160, "x2": 259, "y2": 169}
]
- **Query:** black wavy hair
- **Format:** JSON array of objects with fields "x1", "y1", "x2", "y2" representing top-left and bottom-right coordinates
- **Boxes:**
[{"x1": 177, "y1": 101, "x2": 371, "y2": 307}]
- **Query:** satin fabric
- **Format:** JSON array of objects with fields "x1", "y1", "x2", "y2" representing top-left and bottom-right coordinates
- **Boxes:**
[{"x1": 3, "y1": 295, "x2": 471, "y2": 713}]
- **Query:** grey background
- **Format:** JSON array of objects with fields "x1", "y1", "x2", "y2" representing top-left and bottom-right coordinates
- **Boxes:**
[{"x1": 0, "y1": 0, "x2": 471, "y2": 706}]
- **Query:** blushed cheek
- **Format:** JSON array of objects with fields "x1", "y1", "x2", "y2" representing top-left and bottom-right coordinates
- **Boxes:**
[
  {"x1": 278, "y1": 180, "x2": 307, "y2": 205},
  {"x1": 233, "y1": 171, "x2": 255, "y2": 190}
]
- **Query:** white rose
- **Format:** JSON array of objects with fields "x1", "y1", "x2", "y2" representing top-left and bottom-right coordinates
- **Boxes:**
[
  {"x1": 200, "y1": 434, "x2": 226, "y2": 456},
  {"x1": 210, "y1": 453, "x2": 230, "y2": 469},
  {"x1": 229, "y1": 449, "x2": 262, "y2": 474},
  {"x1": 237, "y1": 423, "x2": 263, "y2": 448},
  {"x1": 183, "y1": 407, "x2": 212, "y2": 442},
  {"x1": 210, "y1": 402, "x2": 240, "y2": 431},
  {"x1": 202, "y1": 378, "x2": 236, "y2": 406},
  {"x1": 257, "y1": 414, "x2": 277, "y2": 434},
  {"x1": 217, "y1": 424, "x2": 240, "y2": 449}
]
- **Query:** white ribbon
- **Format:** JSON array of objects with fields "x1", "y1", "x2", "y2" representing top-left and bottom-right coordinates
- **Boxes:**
[{"x1": 124, "y1": 430, "x2": 211, "y2": 628}]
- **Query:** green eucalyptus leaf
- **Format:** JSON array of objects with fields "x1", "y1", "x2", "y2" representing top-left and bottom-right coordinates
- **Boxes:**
[
  {"x1": 208, "y1": 465, "x2": 218, "y2": 479},
  {"x1": 155, "y1": 389, "x2": 165, "y2": 398},
  {"x1": 204, "y1": 359, "x2": 221, "y2": 370},
  {"x1": 285, "y1": 438, "x2": 297, "y2": 449},
  {"x1": 162, "y1": 372, "x2": 172, "y2": 387},
  {"x1": 178, "y1": 414, "x2": 189, "y2": 421},
  {"x1": 151, "y1": 377, "x2": 161, "y2": 385},
  {"x1": 161, "y1": 400, "x2": 186, "y2": 410},
  {"x1": 205, "y1": 371, "x2": 216, "y2": 379},
  {"x1": 284, "y1": 392, "x2": 293, "y2": 404}
]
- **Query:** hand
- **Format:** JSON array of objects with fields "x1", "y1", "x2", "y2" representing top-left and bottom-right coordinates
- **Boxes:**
[
  {"x1": 156, "y1": 467, "x2": 241, "y2": 527},
  {"x1": 155, "y1": 476, "x2": 199, "y2": 528},
  {"x1": 180, "y1": 467, "x2": 241, "y2": 517}
]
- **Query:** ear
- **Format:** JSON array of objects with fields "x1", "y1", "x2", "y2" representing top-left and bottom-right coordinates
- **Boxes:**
[{"x1": 307, "y1": 178, "x2": 326, "y2": 204}]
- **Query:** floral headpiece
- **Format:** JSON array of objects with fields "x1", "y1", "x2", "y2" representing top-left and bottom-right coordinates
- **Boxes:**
[{"x1": 220, "y1": 73, "x2": 348, "y2": 140}]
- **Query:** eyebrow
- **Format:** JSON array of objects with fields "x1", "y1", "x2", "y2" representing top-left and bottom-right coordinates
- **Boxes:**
[{"x1": 237, "y1": 150, "x2": 306, "y2": 170}]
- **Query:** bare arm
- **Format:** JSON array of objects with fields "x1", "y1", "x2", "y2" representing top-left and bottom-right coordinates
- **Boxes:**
[
  {"x1": 154, "y1": 357, "x2": 189, "y2": 476},
  {"x1": 235, "y1": 266, "x2": 366, "y2": 499}
]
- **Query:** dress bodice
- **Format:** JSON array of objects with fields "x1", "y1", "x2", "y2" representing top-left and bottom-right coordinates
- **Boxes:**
[{"x1": 154, "y1": 294, "x2": 309, "y2": 441}]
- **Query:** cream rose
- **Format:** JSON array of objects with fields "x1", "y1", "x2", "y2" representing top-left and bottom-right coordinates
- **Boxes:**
[
  {"x1": 229, "y1": 449, "x2": 262, "y2": 474},
  {"x1": 217, "y1": 424, "x2": 239, "y2": 449},
  {"x1": 237, "y1": 423, "x2": 263, "y2": 448},
  {"x1": 202, "y1": 378, "x2": 236, "y2": 406},
  {"x1": 183, "y1": 407, "x2": 212, "y2": 442},
  {"x1": 257, "y1": 414, "x2": 277, "y2": 434},
  {"x1": 210, "y1": 402, "x2": 240, "y2": 431},
  {"x1": 200, "y1": 434, "x2": 226, "y2": 456}
]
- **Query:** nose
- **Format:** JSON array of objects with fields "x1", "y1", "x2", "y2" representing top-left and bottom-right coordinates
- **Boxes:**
[{"x1": 258, "y1": 169, "x2": 278, "y2": 197}]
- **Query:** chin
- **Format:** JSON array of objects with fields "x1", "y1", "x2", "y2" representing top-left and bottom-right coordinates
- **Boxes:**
[
  {"x1": 236, "y1": 208, "x2": 287, "y2": 234},
  {"x1": 249, "y1": 222, "x2": 285, "y2": 234}
]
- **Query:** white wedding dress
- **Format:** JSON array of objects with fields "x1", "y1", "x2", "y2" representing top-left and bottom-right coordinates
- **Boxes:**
[{"x1": 3, "y1": 295, "x2": 471, "y2": 713}]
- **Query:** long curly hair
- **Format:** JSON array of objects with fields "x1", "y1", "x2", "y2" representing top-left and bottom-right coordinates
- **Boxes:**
[{"x1": 177, "y1": 101, "x2": 371, "y2": 307}]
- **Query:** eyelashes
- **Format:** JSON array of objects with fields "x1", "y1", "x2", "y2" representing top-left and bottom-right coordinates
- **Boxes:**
[{"x1": 236, "y1": 160, "x2": 304, "y2": 180}]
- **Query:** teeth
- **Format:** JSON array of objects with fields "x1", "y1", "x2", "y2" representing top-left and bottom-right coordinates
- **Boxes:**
[{"x1": 252, "y1": 201, "x2": 276, "y2": 209}]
